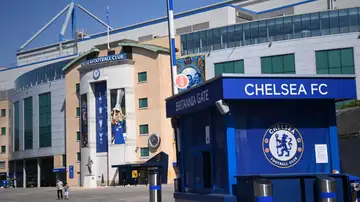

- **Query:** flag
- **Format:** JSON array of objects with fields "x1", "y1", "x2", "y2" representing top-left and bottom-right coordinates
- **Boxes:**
[{"x1": 107, "y1": 6, "x2": 110, "y2": 50}]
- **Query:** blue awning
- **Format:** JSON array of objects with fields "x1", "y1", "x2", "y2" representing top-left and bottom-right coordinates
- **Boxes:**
[
  {"x1": 53, "y1": 168, "x2": 66, "y2": 173},
  {"x1": 166, "y1": 75, "x2": 357, "y2": 117}
]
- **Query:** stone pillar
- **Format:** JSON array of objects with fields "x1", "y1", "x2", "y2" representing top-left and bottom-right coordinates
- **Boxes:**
[
  {"x1": 23, "y1": 160, "x2": 26, "y2": 188},
  {"x1": 37, "y1": 158, "x2": 41, "y2": 188}
]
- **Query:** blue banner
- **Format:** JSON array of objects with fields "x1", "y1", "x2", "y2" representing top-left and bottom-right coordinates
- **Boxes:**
[
  {"x1": 223, "y1": 77, "x2": 356, "y2": 99},
  {"x1": 95, "y1": 82, "x2": 108, "y2": 153},
  {"x1": 166, "y1": 77, "x2": 357, "y2": 117},
  {"x1": 69, "y1": 165, "x2": 74, "y2": 179},
  {"x1": 82, "y1": 53, "x2": 126, "y2": 67}
]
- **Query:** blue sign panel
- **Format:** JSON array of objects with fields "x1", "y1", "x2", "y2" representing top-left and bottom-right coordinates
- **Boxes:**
[
  {"x1": 52, "y1": 168, "x2": 66, "y2": 173},
  {"x1": 166, "y1": 79, "x2": 223, "y2": 117},
  {"x1": 223, "y1": 77, "x2": 356, "y2": 99},
  {"x1": 82, "y1": 53, "x2": 126, "y2": 67},
  {"x1": 69, "y1": 165, "x2": 74, "y2": 179},
  {"x1": 95, "y1": 82, "x2": 108, "y2": 153}
]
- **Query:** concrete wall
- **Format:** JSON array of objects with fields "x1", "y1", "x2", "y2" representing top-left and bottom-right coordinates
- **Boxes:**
[
  {"x1": 0, "y1": 99, "x2": 10, "y2": 174},
  {"x1": 64, "y1": 62, "x2": 81, "y2": 187},
  {"x1": 10, "y1": 79, "x2": 66, "y2": 160},
  {"x1": 205, "y1": 32, "x2": 360, "y2": 98}
]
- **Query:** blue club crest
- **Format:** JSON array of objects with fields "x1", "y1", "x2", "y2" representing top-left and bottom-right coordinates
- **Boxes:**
[
  {"x1": 93, "y1": 69, "x2": 100, "y2": 80},
  {"x1": 262, "y1": 123, "x2": 304, "y2": 168}
]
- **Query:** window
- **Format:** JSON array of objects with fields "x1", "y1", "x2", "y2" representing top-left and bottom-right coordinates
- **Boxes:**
[
  {"x1": 39, "y1": 93, "x2": 51, "y2": 148},
  {"x1": 76, "y1": 107, "x2": 80, "y2": 117},
  {"x1": 76, "y1": 83, "x2": 80, "y2": 93},
  {"x1": 0, "y1": 161, "x2": 5, "y2": 169},
  {"x1": 24, "y1": 97, "x2": 33, "y2": 150},
  {"x1": 138, "y1": 72, "x2": 147, "y2": 82},
  {"x1": 14, "y1": 102, "x2": 19, "y2": 151},
  {"x1": 62, "y1": 154, "x2": 66, "y2": 167},
  {"x1": 1, "y1": 127, "x2": 5, "y2": 135},
  {"x1": 140, "y1": 148, "x2": 149, "y2": 157},
  {"x1": 139, "y1": 124, "x2": 149, "y2": 135},
  {"x1": 77, "y1": 152, "x2": 81, "y2": 162},
  {"x1": 77, "y1": 131, "x2": 81, "y2": 141},
  {"x1": 1, "y1": 146, "x2": 5, "y2": 154},
  {"x1": 1, "y1": 109, "x2": 5, "y2": 117},
  {"x1": 139, "y1": 98, "x2": 148, "y2": 108},
  {"x1": 261, "y1": 54, "x2": 295, "y2": 74},
  {"x1": 214, "y1": 60, "x2": 244, "y2": 76},
  {"x1": 316, "y1": 48, "x2": 355, "y2": 74}
]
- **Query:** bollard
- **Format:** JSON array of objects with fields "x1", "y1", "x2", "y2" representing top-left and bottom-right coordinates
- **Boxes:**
[
  {"x1": 174, "y1": 178, "x2": 179, "y2": 192},
  {"x1": 254, "y1": 179, "x2": 273, "y2": 202},
  {"x1": 149, "y1": 167, "x2": 162, "y2": 202},
  {"x1": 317, "y1": 176, "x2": 336, "y2": 202}
]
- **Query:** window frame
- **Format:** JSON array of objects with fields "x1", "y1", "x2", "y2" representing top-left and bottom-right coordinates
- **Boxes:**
[
  {"x1": 139, "y1": 124, "x2": 149, "y2": 136},
  {"x1": 1, "y1": 127, "x2": 5, "y2": 135},
  {"x1": 138, "y1": 98, "x2": 148, "y2": 109},
  {"x1": 1, "y1": 109, "x2": 5, "y2": 117},
  {"x1": 138, "y1": 72, "x2": 148, "y2": 83},
  {"x1": 140, "y1": 147, "x2": 150, "y2": 158}
]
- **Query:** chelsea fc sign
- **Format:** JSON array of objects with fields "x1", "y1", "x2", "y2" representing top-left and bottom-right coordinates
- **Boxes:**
[{"x1": 262, "y1": 123, "x2": 304, "y2": 168}]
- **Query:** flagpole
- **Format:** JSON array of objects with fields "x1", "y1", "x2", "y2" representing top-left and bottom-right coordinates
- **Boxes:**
[
  {"x1": 107, "y1": 6, "x2": 110, "y2": 50},
  {"x1": 166, "y1": 0, "x2": 178, "y2": 95}
]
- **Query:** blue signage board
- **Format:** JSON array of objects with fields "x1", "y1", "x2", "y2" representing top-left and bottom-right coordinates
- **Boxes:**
[
  {"x1": 166, "y1": 77, "x2": 357, "y2": 117},
  {"x1": 69, "y1": 165, "x2": 74, "y2": 179},
  {"x1": 166, "y1": 79, "x2": 223, "y2": 117},
  {"x1": 223, "y1": 77, "x2": 356, "y2": 99},
  {"x1": 95, "y1": 82, "x2": 108, "y2": 153},
  {"x1": 52, "y1": 168, "x2": 66, "y2": 173},
  {"x1": 82, "y1": 53, "x2": 126, "y2": 67}
]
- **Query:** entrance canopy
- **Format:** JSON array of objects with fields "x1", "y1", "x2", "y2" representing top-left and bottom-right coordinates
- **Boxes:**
[{"x1": 166, "y1": 74, "x2": 357, "y2": 117}]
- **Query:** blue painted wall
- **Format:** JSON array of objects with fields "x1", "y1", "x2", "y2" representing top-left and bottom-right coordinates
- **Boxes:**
[{"x1": 231, "y1": 100, "x2": 334, "y2": 175}]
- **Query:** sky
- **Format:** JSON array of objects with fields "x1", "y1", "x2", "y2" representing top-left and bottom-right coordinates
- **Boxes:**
[{"x1": 0, "y1": 0, "x2": 224, "y2": 67}]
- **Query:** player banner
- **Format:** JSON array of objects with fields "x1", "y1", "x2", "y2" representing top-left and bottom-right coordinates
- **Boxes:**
[{"x1": 175, "y1": 55, "x2": 206, "y2": 92}]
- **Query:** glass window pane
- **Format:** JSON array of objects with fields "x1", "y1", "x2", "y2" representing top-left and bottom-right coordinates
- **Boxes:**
[
  {"x1": 342, "y1": 66, "x2": 355, "y2": 74},
  {"x1": 311, "y1": 13, "x2": 321, "y2": 36},
  {"x1": 328, "y1": 50, "x2": 341, "y2": 68},
  {"x1": 250, "y1": 21, "x2": 259, "y2": 44},
  {"x1": 320, "y1": 11, "x2": 330, "y2": 35},
  {"x1": 339, "y1": 9, "x2": 349, "y2": 33},
  {"x1": 213, "y1": 28, "x2": 221, "y2": 50},
  {"x1": 329, "y1": 68, "x2": 342, "y2": 74},
  {"x1": 206, "y1": 30, "x2": 213, "y2": 50},
  {"x1": 317, "y1": 68, "x2": 328, "y2": 74},
  {"x1": 214, "y1": 63, "x2": 224, "y2": 76},
  {"x1": 186, "y1": 33, "x2": 194, "y2": 54},
  {"x1": 261, "y1": 57, "x2": 272, "y2": 74},
  {"x1": 140, "y1": 124, "x2": 149, "y2": 134},
  {"x1": 141, "y1": 148, "x2": 149, "y2": 157},
  {"x1": 199, "y1": 31, "x2": 207, "y2": 52},
  {"x1": 329, "y1": 10, "x2": 339, "y2": 34},
  {"x1": 221, "y1": 27, "x2": 228, "y2": 48},
  {"x1": 267, "y1": 19, "x2": 275, "y2": 41},
  {"x1": 181, "y1": 35, "x2": 187, "y2": 55},
  {"x1": 243, "y1": 23, "x2": 250, "y2": 45},
  {"x1": 301, "y1": 14, "x2": 311, "y2": 37},
  {"x1": 234, "y1": 24, "x2": 243, "y2": 46},
  {"x1": 316, "y1": 51, "x2": 327, "y2": 70},
  {"x1": 340, "y1": 48, "x2": 354, "y2": 66},
  {"x1": 234, "y1": 60, "x2": 244, "y2": 74},
  {"x1": 283, "y1": 54, "x2": 295, "y2": 73},
  {"x1": 227, "y1": 25, "x2": 236, "y2": 48},
  {"x1": 1, "y1": 127, "x2": 5, "y2": 135},
  {"x1": 349, "y1": 8, "x2": 359, "y2": 32},
  {"x1": 223, "y1": 62, "x2": 234, "y2": 73},
  {"x1": 293, "y1": 16, "x2": 302, "y2": 38},
  {"x1": 283, "y1": 17, "x2": 293, "y2": 39},
  {"x1": 275, "y1": 18, "x2": 284, "y2": 41},
  {"x1": 258, "y1": 20, "x2": 268, "y2": 43},
  {"x1": 272, "y1": 56, "x2": 283, "y2": 73}
]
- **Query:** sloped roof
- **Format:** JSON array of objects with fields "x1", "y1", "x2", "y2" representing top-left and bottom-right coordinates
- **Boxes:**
[
  {"x1": 118, "y1": 42, "x2": 170, "y2": 54},
  {"x1": 62, "y1": 48, "x2": 100, "y2": 72}
]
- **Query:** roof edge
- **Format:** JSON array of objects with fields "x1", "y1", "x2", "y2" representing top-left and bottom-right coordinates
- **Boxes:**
[{"x1": 62, "y1": 48, "x2": 100, "y2": 72}]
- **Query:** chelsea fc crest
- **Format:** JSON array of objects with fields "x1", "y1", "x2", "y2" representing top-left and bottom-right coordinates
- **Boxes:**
[
  {"x1": 262, "y1": 123, "x2": 304, "y2": 168},
  {"x1": 93, "y1": 69, "x2": 100, "y2": 80}
]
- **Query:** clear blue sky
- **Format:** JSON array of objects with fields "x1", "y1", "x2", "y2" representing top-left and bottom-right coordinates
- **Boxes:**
[{"x1": 0, "y1": 0, "x2": 224, "y2": 67}]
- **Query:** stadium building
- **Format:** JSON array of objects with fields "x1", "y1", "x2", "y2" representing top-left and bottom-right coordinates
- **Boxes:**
[{"x1": 0, "y1": 0, "x2": 360, "y2": 188}]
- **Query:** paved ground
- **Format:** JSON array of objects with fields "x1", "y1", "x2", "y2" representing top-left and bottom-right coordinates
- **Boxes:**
[{"x1": 0, "y1": 185, "x2": 175, "y2": 202}]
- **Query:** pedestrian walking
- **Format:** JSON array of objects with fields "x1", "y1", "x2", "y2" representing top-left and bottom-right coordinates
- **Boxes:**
[
  {"x1": 63, "y1": 183, "x2": 69, "y2": 200},
  {"x1": 56, "y1": 180, "x2": 64, "y2": 200}
]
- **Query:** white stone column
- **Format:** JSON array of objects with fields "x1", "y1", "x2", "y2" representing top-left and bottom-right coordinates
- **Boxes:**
[
  {"x1": 37, "y1": 158, "x2": 41, "y2": 188},
  {"x1": 23, "y1": 160, "x2": 26, "y2": 188}
]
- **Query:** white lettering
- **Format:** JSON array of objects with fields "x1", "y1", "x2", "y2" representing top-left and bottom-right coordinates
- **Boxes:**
[
  {"x1": 281, "y1": 84, "x2": 289, "y2": 95},
  {"x1": 311, "y1": 84, "x2": 318, "y2": 95},
  {"x1": 298, "y1": 84, "x2": 307, "y2": 95},
  {"x1": 255, "y1": 84, "x2": 264, "y2": 96},
  {"x1": 290, "y1": 84, "x2": 297, "y2": 95},
  {"x1": 319, "y1": 83, "x2": 328, "y2": 95},
  {"x1": 175, "y1": 90, "x2": 209, "y2": 112},
  {"x1": 245, "y1": 84, "x2": 254, "y2": 96},
  {"x1": 273, "y1": 84, "x2": 280, "y2": 95},
  {"x1": 265, "y1": 84, "x2": 272, "y2": 95}
]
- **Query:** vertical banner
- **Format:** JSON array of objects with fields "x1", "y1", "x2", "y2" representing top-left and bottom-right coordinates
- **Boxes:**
[
  {"x1": 69, "y1": 165, "x2": 74, "y2": 179},
  {"x1": 110, "y1": 88, "x2": 126, "y2": 144},
  {"x1": 81, "y1": 94, "x2": 88, "y2": 148},
  {"x1": 95, "y1": 82, "x2": 108, "y2": 153},
  {"x1": 176, "y1": 55, "x2": 206, "y2": 92}
]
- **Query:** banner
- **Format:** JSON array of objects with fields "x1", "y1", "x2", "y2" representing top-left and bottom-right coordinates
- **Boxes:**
[
  {"x1": 110, "y1": 88, "x2": 126, "y2": 144},
  {"x1": 81, "y1": 94, "x2": 88, "y2": 148},
  {"x1": 176, "y1": 55, "x2": 205, "y2": 92},
  {"x1": 95, "y1": 82, "x2": 108, "y2": 153}
]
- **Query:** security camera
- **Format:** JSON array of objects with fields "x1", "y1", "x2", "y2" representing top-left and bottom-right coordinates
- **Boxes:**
[{"x1": 215, "y1": 100, "x2": 230, "y2": 115}]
